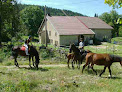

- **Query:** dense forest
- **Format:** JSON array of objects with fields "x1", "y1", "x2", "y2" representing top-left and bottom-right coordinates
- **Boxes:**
[{"x1": 18, "y1": 4, "x2": 84, "y2": 16}]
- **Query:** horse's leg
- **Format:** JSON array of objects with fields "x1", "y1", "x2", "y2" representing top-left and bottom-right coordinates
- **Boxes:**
[
  {"x1": 32, "y1": 56, "x2": 35, "y2": 67},
  {"x1": 99, "y1": 66, "x2": 106, "y2": 77},
  {"x1": 36, "y1": 64, "x2": 39, "y2": 70},
  {"x1": 82, "y1": 62, "x2": 89, "y2": 73},
  {"x1": 72, "y1": 59, "x2": 75, "y2": 69},
  {"x1": 78, "y1": 60, "x2": 80, "y2": 69},
  {"x1": 29, "y1": 55, "x2": 32, "y2": 68},
  {"x1": 67, "y1": 58, "x2": 70, "y2": 68},
  {"x1": 82, "y1": 57, "x2": 89, "y2": 73},
  {"x1": 35, "y1": 61, "x2": 39, "y2": 70},
  {"x1": 14, "y1": 57, "x2": 19, "y2": 68},
  {"x1": 76, "y1": 60, "x2": 79, "y2": 69},
  {"x1": 108, "y1": 66, "x2": 112, "y2": 78},
  {"x1": 91, "y1": 64, "x2": 97, "y2": 75},
  {"x1": 87, "y1": 63, "x2": 90, "y2": 70}
]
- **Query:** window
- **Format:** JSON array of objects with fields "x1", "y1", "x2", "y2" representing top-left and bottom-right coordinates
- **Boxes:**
[
  {"x1": 55, "y1": 41, "x2": 58, "y2": 46},
  {"x1": 50, "y1": 39, "x2": 53, "y2": 44},
  {"x1": 55, "y1": 32, "x2": 57, "y2": 37},
  {"x1": 49, "y1": 31, "x2": 51, "y2": 36}
]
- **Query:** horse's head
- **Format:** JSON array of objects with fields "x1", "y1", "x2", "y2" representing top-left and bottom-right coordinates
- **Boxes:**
[{"x1": 69, "y1": 43, "x2": 76, "y2": 53}]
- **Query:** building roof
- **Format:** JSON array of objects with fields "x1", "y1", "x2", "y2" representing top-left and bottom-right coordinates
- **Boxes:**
[
  {"x1": 39, "y1": 16, "x2": 113, "y2": 35},
  {"x1": 76, "y1": 16, "x2": 113, "y2": 29},
  {"x1": 47, "y1": 16, "x2": 95, "y2": 35}
]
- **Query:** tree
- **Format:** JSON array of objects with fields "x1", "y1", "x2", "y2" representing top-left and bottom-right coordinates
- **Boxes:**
[
  {"x1": 105, "y1": 0, "x2": 122, "y2": 8},
  {"x1": 99, "y1": 12, "x2": 111, "y2": 24},
  {"x1": 105, "y1": 0, "x2": 122, "y2": 24},
  {"x1": 110, "y1": 10, "x2": 120, "y2": 36},
  {"x1": 20, "y1": 6, "x2": 44, "y2": 36},
  {"x1": 99, "y1": 10, "x2": 121, "y2": 37},
  {"x1": 0, "y1": 0, "x2": 20, "y2": 45},
  {"x1": 94, "y1": 13, "x2": 98, "y2": 17}
]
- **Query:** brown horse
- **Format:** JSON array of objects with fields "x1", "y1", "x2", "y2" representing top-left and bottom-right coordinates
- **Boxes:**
[
  {"x1": 69, "y1": 44, "x2": 91, "y2": 69},
  {"x1": 66, "y1": 50, "x2": 91, "y2": 69},
  {"x1": 66, "y1": 53, "x2": 77, "y2": 68},
  {"x1": 12, "y1": 45, "x2": 40, "y2": 69},
  {"x1": 82, "y1": 53, "x2": 122, "y2": 77}
]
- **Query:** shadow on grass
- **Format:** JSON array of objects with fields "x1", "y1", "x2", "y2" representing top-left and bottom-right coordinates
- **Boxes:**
[
  {"x1": 84, "y1": 69, "x2": 122, "y2": 79},
  {"x1": 85, "y1": 68, "x2": 102, "y2": 75},
  {"x1": 101, "y1": 76, "x2": 121, "y2": 79},
  {"x1": 0, "y1": 71, "x2": 12, "y2": 76},
  {"x1": 19, "y1": 67, "x2": 49, "y2": 72}
]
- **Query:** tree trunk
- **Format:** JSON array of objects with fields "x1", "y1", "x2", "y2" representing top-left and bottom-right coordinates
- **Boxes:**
[
  {"x1": 0, "y1": 15, "x2": 2, "y2": 46},
  {"x1": 0, "y1": 1, "x2": 2, "y2": 46}
]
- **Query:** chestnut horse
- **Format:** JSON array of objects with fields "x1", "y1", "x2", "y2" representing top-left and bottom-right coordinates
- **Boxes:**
[
  {"x1": 66, "y1": 53, "x2": 76, "y2": 68},
  {"x1": 12, "y1": 46, "x2": 40, "y2": 69},
  {"x1": 69, "y1": 44, "x2": 91, "y2": 69},
  {"x1": 82, "y1": 53, "x2": 122, "y2": 77}
]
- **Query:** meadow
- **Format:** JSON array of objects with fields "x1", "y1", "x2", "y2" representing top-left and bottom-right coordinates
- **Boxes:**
[{"x1": 0, "y1": 37, "x2": 122, "y2": 92}]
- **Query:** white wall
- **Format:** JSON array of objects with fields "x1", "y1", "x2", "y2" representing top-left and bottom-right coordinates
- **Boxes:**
[{"x1": 92, "y1": 29, "x2": 111, "y2": 41}]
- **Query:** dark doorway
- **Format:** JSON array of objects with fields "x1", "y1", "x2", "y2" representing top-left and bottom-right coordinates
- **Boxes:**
[{"x1": 78, "y1": 35, "x2": 84, "y2": 43}]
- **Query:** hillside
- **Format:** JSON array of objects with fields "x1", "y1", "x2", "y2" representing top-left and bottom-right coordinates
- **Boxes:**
[{"x1": 18, "y1": 4, "x2": 85, "y2": 16}]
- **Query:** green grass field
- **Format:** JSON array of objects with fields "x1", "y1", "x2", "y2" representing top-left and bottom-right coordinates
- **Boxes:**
[
  {"x1": 0, "y1": 37, "x2": 122, "y2": 92},
  {"x1": 0, "y1": 64, "x2": 121, "y2": 92}
]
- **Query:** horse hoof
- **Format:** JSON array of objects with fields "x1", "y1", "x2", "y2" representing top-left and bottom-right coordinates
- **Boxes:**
[{"x1": 99, "y1": 75, "x2": 101, "y2": 77}]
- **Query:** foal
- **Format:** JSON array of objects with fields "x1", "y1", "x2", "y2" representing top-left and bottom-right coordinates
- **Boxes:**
[
  {"x1": 69, "y1": 44, "x2": 92, "y2": 69},
  {"x1": 66, "y1": 53, "x2": 79, "y2": 68},
  {"x1": 82, "y1": 53, "x2": 122, "y2": 77}
]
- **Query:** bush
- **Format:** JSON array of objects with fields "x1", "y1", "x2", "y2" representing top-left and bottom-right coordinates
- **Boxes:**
[
  {"x1": 93, "y1": 38, "x2": 101, "y2": 45},
  {"x1": 111, "y1": 37, "x2": 122, "y2": 45},
  {"x1": 40, "y1": 48, "x2": 55, "y2": 59}
]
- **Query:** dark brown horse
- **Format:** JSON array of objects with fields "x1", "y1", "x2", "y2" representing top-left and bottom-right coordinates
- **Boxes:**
[
  {"x1": 12, "y1": 45, "x2": 40, "y2": 69},
  {"x1": 66, "y1": 50, "x2": 91, "y2": 69},
  {"x1": 82, "y1": 53, "x2": 122, "y2": 77},
  {"x1": 69, "y1": 44, "x2": 91, "y2": 69}
]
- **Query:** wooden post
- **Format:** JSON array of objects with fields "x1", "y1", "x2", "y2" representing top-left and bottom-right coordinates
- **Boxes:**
[{"x1": 45, "y1": 5, "x2": 47, "y2": 47}]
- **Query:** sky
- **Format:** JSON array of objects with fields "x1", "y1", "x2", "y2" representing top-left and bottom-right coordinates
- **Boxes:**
[{"x1": 19, "y1": 0, "x2": 122, "y2": 17}]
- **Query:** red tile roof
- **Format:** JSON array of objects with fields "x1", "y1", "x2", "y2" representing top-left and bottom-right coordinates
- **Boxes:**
[
  {"x1": 76, "y1": 16, "x2": 113, "y2": 29},
  {"x1": 47, "y1": 16, "x2": 112, "y2": 35},
  {"x1": 47, "y1": 16, "x2": 95, "y2": 35}
]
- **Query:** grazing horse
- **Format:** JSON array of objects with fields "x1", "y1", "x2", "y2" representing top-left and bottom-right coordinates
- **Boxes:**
[
  {"x1": 82, "y1": 53, "x2": 122, "y2": 77},
  {"x1": 12, "y1": 45, "x2": 40, "y2": 69}
]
